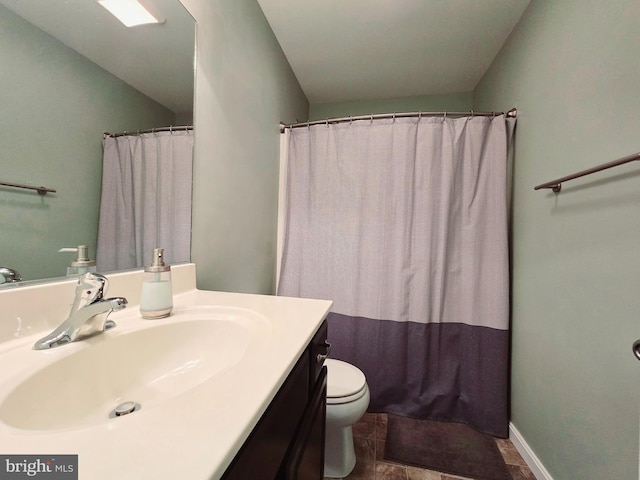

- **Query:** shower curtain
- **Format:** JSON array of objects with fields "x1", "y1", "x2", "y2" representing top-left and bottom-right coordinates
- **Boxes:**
[
  {"x1": 96, "y1": 129, "x2": 193, "y2": 271},
  {"x1": 278, "y1": 114, "x2": 515, "y2": 437}
]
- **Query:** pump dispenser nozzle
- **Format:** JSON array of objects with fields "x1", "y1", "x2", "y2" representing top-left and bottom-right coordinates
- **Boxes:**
[
  {"x1": 145, "y1": 248, "x2": 170, "y2": 273},
  {"x1": 58, "y1": 245, "x2": 97, "y2": 276}
]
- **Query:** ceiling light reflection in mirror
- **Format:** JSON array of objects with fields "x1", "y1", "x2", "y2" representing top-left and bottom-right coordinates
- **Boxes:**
[{"x1": 98, "y1": 0, "x2": 165, "y2": 27}]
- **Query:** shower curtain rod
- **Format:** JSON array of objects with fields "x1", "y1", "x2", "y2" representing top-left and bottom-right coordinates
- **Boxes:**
[
  {"x1": 103, "y1": 125, "x2": 193, "y2": 138},
  {"x1": 280, "y1": 108, "x2": 517, "y2": 132}
]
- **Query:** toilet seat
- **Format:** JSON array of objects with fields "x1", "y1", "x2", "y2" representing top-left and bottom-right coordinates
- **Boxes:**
[{"x1": 325, "y1": 359, "x2": 368, "y2": 405}]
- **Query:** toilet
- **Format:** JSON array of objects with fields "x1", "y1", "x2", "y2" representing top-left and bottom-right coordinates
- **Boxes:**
[{"x1": 324, "y1": 358, "x2": 370, "y2": 478}]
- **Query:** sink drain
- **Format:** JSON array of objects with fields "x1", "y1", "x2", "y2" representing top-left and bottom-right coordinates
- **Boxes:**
[{"x1": 109, "y1": 401, "x2": 141, "y2": 418}]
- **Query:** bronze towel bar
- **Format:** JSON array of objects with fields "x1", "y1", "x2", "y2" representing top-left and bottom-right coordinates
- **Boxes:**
[
  {"x1": 534, "y1": 151, "x2": 640, "y2": 193},
  {"x1": 0, "y1": 181, "x2": 56, "y2": 195}
]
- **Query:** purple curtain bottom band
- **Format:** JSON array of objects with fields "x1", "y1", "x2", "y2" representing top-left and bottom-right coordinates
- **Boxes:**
[{"x1": 326, "y1": 312, "x2": 509, "y2": 438}]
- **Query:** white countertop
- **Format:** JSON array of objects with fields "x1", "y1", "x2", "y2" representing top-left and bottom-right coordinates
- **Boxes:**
[{"x1": 0, "y1": 264, "x2": 332, "y2": 479}]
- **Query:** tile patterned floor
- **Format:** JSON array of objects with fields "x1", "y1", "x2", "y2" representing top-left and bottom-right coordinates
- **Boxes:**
[{"x1": 324, "y1": 413, "x2": 537, "y2": 480}]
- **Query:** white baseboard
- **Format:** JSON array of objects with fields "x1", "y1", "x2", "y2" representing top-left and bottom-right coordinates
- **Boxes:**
[{"x1": 509, "y1": 423, "x2": 554, "y2": 480}]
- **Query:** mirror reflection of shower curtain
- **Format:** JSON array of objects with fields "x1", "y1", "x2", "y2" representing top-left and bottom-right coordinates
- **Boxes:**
[
  {"x1": 96, "y1": 129, "x2": 193, "y2": 271},
  {"x1": 278, "y1": 115, "x2": 515, "y2": 437}
]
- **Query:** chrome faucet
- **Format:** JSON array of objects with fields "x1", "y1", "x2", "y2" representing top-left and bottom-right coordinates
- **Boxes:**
[
  {"x1": 33, "y1": 272, "x2": 127, "y2": 350},
  {"x1": 0, "y1": 267, "x2": 22, "y2": 284}
]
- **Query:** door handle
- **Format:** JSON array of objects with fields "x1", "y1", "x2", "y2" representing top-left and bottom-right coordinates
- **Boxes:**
[
  {"x1": 633, "y1": 339, "x2": 640, "y2": 361},
  {"x1": 316, "y1": 341, "x2": 331, "y2": 364}
]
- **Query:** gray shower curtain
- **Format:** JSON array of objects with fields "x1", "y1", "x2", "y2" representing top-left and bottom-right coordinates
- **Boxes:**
[
  {"x1": 278, "y1": 114, "x2": 515, "y2": 437},
  {"x1": 96, "y1": 130, "x2": 193, "y2": 271}
]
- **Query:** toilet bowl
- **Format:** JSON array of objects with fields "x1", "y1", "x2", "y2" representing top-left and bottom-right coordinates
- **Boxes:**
[{"x1": 324, "y1": 358, "x2": 370, "y2": 478}]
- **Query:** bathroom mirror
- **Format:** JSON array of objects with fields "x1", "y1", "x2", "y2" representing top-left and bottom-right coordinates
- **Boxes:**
[{"x1": 0, "y1": 0, "x2": 195, "y2": 283}]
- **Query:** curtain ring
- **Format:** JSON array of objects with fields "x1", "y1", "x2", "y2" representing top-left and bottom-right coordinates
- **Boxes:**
[
  {"x1": 306, "y1": 121, "x2": 310, "y2": 130},
  {"x1": 169, "y1": 125, "x2": 173, "y2": 134},
  {"x1": 370, "y1": 114, "x2": 373, "y2": 125},
  {"x1": 471, "y1": 110, "x2": 474, "y2": 117},
  {"x1": 418, "y1": 111, "x2": 422, "y2": 121},
  {"x1": 349, "y1": 116, "x2": 353, "y2": 125},
  {"x1": 393, "y1": 112, "x2": 396, "y2": 123},
  {"x1": 444, "y1": 111, "x2": 447, "y2": 121},
  {"x1": 325, "y1": 119, "x2": 329, "y2": 128}
]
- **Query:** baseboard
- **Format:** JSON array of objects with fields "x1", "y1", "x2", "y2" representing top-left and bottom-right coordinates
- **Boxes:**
[{"x1": 509, "y1": 423, "x2": 554, "y2": 480}]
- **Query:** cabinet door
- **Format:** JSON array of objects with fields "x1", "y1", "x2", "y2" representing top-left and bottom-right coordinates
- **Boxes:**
[
  {"x1": 222, "y1": 356, "x2": 309, "y2": 480},
  {"x1": 285, "y1": 366, "x2": 327, "y2": 480}
]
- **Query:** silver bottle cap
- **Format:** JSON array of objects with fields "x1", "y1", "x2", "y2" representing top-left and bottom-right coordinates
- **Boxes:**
[
  {"x1": 67, "y1": 245, "x2": 96, "y2": 267},
  {"x1": 144, "y1": 248, "x2": 170, "y2": 273}
]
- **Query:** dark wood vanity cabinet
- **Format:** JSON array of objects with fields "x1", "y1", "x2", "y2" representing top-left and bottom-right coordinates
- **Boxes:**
[{"x1": 221, "y1": 320, "x2": 328, "y2": 480}]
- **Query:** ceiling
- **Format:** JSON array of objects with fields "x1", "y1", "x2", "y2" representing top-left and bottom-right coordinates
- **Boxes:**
[
  {"x1": 256, "y1": 0, "x2": 530, "y2": 104},
  {"x1": 0, "y1": 0, "x2": 195, "y2": 115},
  {"x1": 1, "y1": 1, "x2": 530, "y2": 111}
]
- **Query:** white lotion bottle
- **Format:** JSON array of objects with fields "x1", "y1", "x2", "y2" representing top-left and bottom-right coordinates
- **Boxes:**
[{"x1": 140, "y1": 248, "x2": 173, "y2": 319}]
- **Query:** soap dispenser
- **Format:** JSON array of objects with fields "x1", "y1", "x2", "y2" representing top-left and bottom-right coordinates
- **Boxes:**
[
  {"x1": 140, "y1": 248, "x2": 173, "y2": 319},
  {"x1": 58, "y1": 245, "x2": 97, "y2": 276}
]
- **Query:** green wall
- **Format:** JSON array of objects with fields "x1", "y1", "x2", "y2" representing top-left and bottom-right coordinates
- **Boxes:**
[
  {"x1": 183, "y1": 0, "x2": 309, "y2": 294},
  {"x1": 0, "y1": 5, "x2": 175, "y2": 281},
  {"x1": 309, "y1": 92, "x2": 473, "y2": 121},
  {"x1": 474, "y1": 1, "x2": 640, "y2": 478},
  {"x1": 159, "y1": 2, "x2": 640, "y2": 475}
]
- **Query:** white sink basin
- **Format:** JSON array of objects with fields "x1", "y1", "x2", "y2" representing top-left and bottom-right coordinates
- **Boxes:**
[{"x1": 0, "y1": 305, "x2": 270, "y2": 431}]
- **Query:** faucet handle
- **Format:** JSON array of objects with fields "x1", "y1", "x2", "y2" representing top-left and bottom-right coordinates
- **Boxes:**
[
  {"x1": 72, "y1": 273, "x2": 108, "y2": 310},
  {"x1": 0, "y1": 267, "x2": 22, "y2": 284}
]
